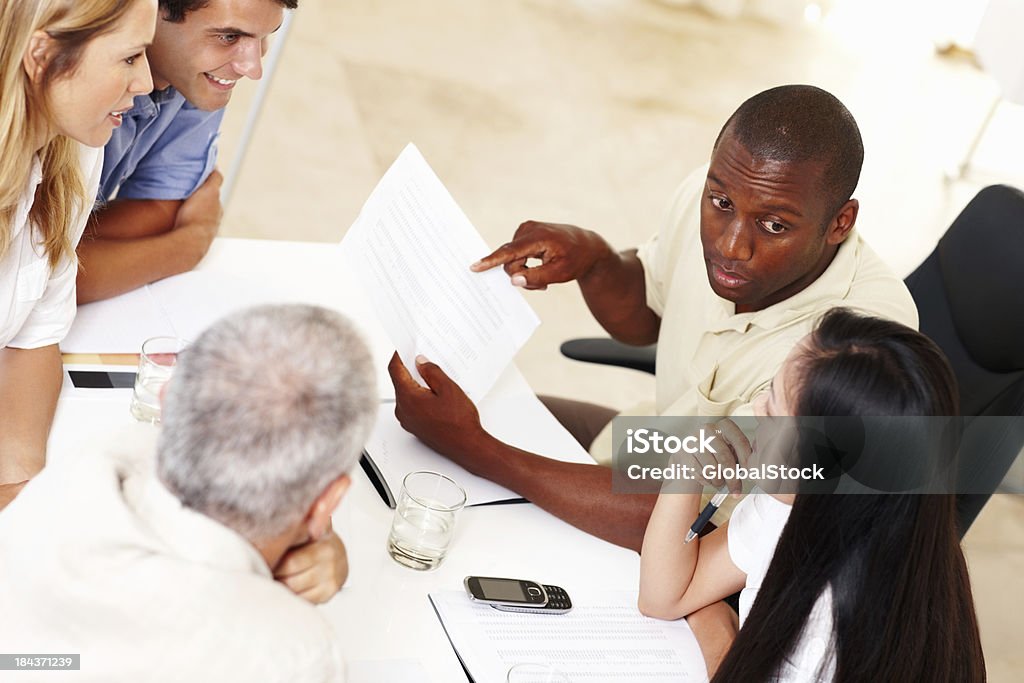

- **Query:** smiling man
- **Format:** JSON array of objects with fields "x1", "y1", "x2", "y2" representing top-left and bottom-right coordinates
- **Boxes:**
[
  {"x1": 76, "y1": 0, "x2": 297, "y2": 304},
  {"x1": 388, "y1": 85, "x2": 918, "y2": 552}
]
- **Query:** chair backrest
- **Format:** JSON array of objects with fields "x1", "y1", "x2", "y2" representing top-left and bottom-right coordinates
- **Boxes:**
[{"x1": 904, "y1": 184, "x2": 1024, "y2": 534}]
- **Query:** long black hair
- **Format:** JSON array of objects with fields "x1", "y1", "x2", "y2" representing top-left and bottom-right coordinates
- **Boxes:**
[{"x1": 711, "y1": 308, "x2": 985, "y2": 682}]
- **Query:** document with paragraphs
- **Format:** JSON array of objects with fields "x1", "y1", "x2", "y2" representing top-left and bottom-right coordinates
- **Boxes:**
[
  {"x1": 340, "y1": 143, "x2": 539, "y2": 402},
  {"x1": 429, "y1": 590, "x2": 709, "y2": 682}
]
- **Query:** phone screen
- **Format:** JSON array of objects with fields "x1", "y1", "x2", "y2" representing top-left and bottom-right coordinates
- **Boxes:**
[
  {"x1": 477, "y1": 578, "x2": 529, "y2": 601},
  {"x1": 68, "y1": 370, "x2": 136, "y2": 389},
  {"x1": 467, "y1": 576, "x2": 546, "y2": 605}
]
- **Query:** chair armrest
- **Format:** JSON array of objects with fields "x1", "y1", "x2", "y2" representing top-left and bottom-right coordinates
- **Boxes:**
[{"x1": 559, "y1": 338, "x2": 657, "y2": 375}]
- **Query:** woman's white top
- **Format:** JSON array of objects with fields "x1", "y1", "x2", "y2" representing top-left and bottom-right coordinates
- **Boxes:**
[
  {"x1": 728, "y1": 492, "x2": 838, "y2": 682},
  {"x1": 1, "y1": 144, "x2": 102, "y2": 348}
]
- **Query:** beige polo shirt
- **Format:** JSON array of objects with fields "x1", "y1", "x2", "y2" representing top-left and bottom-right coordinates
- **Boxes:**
[{"x1": 589, "y1": 165, "x2": 918, "y2": 465}]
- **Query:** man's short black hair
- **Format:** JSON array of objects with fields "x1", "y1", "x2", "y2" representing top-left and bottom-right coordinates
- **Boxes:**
[
  {"x1": 715, "y1": 85, "x2": 864, "y2": 223},
  {"x1": 159, "y1": 0, "x2": 299, "y2": 23}
]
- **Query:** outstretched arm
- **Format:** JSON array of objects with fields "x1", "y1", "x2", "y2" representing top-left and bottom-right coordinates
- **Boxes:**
[
  {"x1": 472, "y1": 221, "x2": 661, "y2": 345},
  {"x1": 389, "y1": 353, "x2": 656, "y2": 551},
  {"x1": 76, "y1": 171, "x2": 223, "y2": 304},
  {"x1": 459, "y1": 435, "x2": 656, "y2": 552},
  {"x1": 0, "y1": 344, "x2": 63, "y2": 508}
]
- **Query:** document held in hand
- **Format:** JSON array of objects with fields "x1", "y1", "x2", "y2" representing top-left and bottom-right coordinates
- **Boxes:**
[{"x1": 340, "y1": 143, "x2": 540, "y2": 401}]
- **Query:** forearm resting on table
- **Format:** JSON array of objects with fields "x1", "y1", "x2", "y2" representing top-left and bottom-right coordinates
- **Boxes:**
[
  {"x1": 685, "y1": 600, "x2": 738, "y2": 679},
  {"x1": 638, "y1": 491, "x2": 704, "y2": 618},
  {"x1": 90, "y1": 199, "x2": 182, "y2": 240},
  {"x1": 469, "y1": 434, "x2": 656, "y2": 552},
  {"x1": 640, "y1": 507, "x2": 743, "y2": 623},
  {"x1": 578, "y1": 248, "x2": 660, "y2": 346},
  {"x1": 0, "y1": 345, "x2": 63, "y2": 485},
  {"x1": 79, "y1": 179, "x2": 222, "y2": 303},
  {"x1": 76, "y1": 229, "x2": 210, "y2": 304}
]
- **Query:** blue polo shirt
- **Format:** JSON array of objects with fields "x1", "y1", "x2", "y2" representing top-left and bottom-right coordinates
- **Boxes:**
[{"x1": 99, "y1": 87, "x2": 224, "y2": 203}]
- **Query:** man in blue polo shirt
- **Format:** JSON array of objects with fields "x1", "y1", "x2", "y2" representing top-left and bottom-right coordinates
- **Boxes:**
[
  {"x1": 71, "y1": 2, "x2": 347, "y2": 607},
  {"x1": 76, "y1": 0, "x2": 299, "y2": 303}
]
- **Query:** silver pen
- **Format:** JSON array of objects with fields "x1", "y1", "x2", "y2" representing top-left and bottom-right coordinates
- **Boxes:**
[{"x1": 684, "y1": 487, "x2": 729, "y2": 544}]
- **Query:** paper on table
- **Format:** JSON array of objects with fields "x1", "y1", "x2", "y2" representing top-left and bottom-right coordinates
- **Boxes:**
[
  {"x1": 429, "y1": 590, "x2": 709, "y2": 682},
  {"x1": 62, "y1": 285, "x2": 170, "y2": 352},
  {"x1": 340, "y1": 143, "x2": 539, "y2": 402},
  {"x1": 363, "y1": 388, "x2": 595, "y2": 507},
  {"x1": 62, "y1": 270, "x2": 278, "y2": 353}
]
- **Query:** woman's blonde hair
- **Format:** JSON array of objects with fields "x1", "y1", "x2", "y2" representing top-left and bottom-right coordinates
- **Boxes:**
[{"x1": 0, "y1": 0, "x2": 139, "y2": 268}]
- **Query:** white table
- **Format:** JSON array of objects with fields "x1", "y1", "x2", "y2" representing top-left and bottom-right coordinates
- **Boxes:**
[{"x1": 53, "y1": 238, "x2": 642, "y2": 681}]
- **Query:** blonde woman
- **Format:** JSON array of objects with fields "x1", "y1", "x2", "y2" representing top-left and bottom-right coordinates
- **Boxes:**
[{"x1": 0, "y1": 0, "x2": 156, "y2": 508}]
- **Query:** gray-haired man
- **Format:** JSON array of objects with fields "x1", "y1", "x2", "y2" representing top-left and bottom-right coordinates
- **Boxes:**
[{"x1": 0, "y1": 305, "x2": 377, "y2": 682}]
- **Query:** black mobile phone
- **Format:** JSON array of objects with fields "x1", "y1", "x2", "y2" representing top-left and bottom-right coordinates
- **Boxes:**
[
  {"x1": 463, "y1": 576, "x2": 572, "y2": 614},
  {"x1": 67, "y1": 370, "x2": 136, "y2": 389}
]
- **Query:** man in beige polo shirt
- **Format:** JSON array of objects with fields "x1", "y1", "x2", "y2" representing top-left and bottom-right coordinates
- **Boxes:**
[{"x1": 388, "y1": 85, "x2": 917, "y2": 551}]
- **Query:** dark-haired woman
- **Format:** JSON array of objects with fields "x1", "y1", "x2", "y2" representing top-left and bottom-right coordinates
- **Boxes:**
[{"x1": 639, "y1": 308, "x2": 984, "y2": 682}]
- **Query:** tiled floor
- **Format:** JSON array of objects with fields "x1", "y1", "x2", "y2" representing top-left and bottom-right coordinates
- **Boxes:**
[{"x1": 214, "y1": 1, "x2": 1023, "y2": 678}]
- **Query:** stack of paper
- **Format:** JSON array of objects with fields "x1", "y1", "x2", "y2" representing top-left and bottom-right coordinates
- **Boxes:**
[{"x1": 428, "y1": 590, "x2": 709, "y2": 682}]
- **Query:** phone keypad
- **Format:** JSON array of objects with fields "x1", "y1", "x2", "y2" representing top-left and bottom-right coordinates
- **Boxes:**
[{"x1": 543, "y1": 585, "x2": 572, "y2": 610}]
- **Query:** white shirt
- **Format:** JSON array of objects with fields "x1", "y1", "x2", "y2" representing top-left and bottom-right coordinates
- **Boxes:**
[
  {"x1": 0, "y1": 144, "x2": 102, "y2": 348},
  {"x1": 728, "y1": 492, "x2": 837, "y2": 682},
  {"x1": 0, "y1": 425, "x2": 346, "y2": 682}
]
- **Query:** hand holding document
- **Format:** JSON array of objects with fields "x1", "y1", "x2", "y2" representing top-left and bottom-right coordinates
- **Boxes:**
[{"x1": 340, "y1": 144, "x2": 539, "y2": 401}]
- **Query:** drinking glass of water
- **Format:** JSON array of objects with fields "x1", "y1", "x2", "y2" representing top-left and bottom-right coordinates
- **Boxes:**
[
  {"x1": 129, "y1": 336, "x2": 187, "y2": 423},
  {"x1": 387, "y1": 470, "x2": 466, "y2": 570}
]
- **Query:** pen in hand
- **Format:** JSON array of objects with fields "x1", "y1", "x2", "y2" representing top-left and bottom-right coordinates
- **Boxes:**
[{"x1": 684, "y1": 487, "x2": 729, "y2": 544}]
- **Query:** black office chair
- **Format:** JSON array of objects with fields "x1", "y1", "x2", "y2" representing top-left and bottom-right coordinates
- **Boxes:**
[
  {"x1": 904, "y1": 184, "x2": 1024, "y2": 534},
  {"x1": 560, "y1": 185, "x2": 1024, "y2": 535}
]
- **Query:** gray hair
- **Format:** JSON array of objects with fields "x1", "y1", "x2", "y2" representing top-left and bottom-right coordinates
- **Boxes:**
[{"x1": 157, "y1": 304, "x2": 378, "y2": 541}]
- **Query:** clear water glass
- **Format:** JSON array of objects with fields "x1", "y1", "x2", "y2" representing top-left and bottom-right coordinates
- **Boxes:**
[
  {"x1": 387, "y1": 471, "x2": 466, "y2": 570},
  {"x1": 129, "y1": 336, "x2": 187, "y2": 423}
]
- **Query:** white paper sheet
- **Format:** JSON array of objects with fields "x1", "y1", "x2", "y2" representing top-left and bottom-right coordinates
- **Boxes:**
[
  {"x1": 62, "y1": 270, "x2": 277, "y2": 353},
  {"x1": 364, "y1": 386, "x2": 595, "y2": 507},
  {"x1": 429, "y1": 590, "x2": 709, "y2": 682},
  {"x1": 340, "y1": 143, "x2": 540, "y2": 402},
  {"x1": 63, "y1": 286, "x2": 171, "y2": 352}
]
